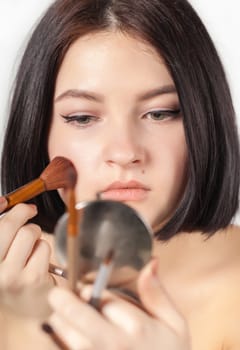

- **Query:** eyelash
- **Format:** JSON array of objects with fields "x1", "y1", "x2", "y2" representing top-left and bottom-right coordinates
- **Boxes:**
[
  {"x1": 60, "y1": 109, "x2": 181, "y2": 127},
  {"x1": 143, "y1": 109, "x2": 181, "y2": 121},
  {"x1": 61, "y1": 114, "x2": 99, "y2": 127}
]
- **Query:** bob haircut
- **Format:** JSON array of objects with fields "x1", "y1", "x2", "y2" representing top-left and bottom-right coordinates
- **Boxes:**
[{"x1": 1, "y1": 0, "x2": 239, "y2": 240}]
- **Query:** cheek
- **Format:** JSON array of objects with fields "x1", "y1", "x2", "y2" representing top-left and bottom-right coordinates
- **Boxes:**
[
  {"x1": 48, "y1": 121, "x2": 96, "y2": 168},
  {"x1": 155, "y1": 122, "x2": 187, "y2": 171},
  {"x1": 169, "y1": 132, "x2": 188, "y2": 201},
  {"x1": 48, "y1": 140, "x2": 95, "y2": 204},
  {"x1": 48, "y1": 123, "x2": 100, "y2": 202},
  {"x1": 156, "y1": 124, "x2": 188, "y2": 199}
]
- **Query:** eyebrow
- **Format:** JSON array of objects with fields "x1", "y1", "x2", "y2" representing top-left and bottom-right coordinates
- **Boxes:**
[
  {"x1": 54, "y1": 89, "x2": 104, "y2": 103},
  {"x1": 137, "y1": 85, "x2": 177, "y2": 101},
  {"x1": 54, "y1": 84, "x2": 177, "y2": 103}
]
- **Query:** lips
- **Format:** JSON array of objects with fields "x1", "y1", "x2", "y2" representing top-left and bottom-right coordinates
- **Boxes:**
[{"x1": 100, "y1": 180, "x2": 150, "y2": 201}]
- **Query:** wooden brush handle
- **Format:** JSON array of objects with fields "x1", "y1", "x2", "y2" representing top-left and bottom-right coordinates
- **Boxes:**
[
  {"x1": 4, "y1": 178, "x2": 46, "y2": 210},
  {"x1": 67, "y1": 189, "x2": 78, "y2": 236},
  {"x1": 67, "y1": 188, "x2": 79, "y2": 293}
]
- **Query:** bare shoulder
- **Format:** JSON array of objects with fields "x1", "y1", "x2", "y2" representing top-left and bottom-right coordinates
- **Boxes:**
[
  {"x1": 172, "y1": 225, "x2": 240, "y2": 350},
  {"x1": 209, "y1": 224, "x2": 240, "y2": 305},
  {"x1": 206, "y1": 225, "x2": 240, "y2": 349},
  {"x1": 221, "y1": 225, "x2": 240, "y2": 273},
  {"x1": 221, "y1": 225, "x2": 240, "y2": 349}
]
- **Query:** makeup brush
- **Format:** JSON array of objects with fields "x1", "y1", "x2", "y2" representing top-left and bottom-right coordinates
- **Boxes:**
[
  {"x1": 89, "y1": 249, "x2": 115, "y2": 309},
  {"x1": 67, "y1": 179, "x2": 81, "y2": 293},
  {"x1": 1, "y1": 156, "x2": 77, "y2": 211}
]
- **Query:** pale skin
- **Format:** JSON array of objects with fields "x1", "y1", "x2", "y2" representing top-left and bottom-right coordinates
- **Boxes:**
[{"x1": 0, "y1": 30, "x2": 240, "y2": 350}]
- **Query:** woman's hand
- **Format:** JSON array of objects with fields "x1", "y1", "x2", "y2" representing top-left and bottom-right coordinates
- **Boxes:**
[
  {"x1": 47, "y1": 260, "x2": 191, "y2": 350},
  {"x1": 0, "y1": 198, "x2": 52, "y2": 289}
]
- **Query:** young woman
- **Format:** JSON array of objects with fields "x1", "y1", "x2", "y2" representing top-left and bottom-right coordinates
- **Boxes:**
[{"x1": 0, "y1": 0, "x2": 239, "y2": 349}]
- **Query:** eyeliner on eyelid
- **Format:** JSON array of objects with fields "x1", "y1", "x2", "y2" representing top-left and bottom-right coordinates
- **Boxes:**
[
  {"x1": 145, "y1": 108, "x2": 181, "y2": 117},
  {"x1": 60, "y1": 109, "x2": 181, "y2": 117},
  {"x1": 60, "y1": 114, "x2": 97, "y2": 121},
  {"x1": 60, "y1": 108, "x2": 181, "y2": 125}
]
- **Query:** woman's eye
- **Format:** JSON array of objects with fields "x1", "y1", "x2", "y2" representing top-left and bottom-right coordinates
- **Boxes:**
[
  {"x1": 144, "y1": 109, "x2": 180, "y2": 121},
  {"x1": 61, "y1": 114, "x2": 98, "y2": 127}
]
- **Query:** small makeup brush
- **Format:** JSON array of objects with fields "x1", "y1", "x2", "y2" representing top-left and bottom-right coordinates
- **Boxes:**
[
  {"x1": 89, "y1": 249, "x2": 115, "y2": 309},
  {"x1": 1, "y1": 157, "x2": 77, "y2": 211}
]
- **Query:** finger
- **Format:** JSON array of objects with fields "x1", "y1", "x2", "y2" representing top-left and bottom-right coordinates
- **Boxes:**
[
  {"x1": 48, "y1": 287, "x2": 117, "y2": 349},
  {"x1": 0, "y1": 197, "x2": 8, "y2": 213},
  {"x1": 81, "y1": 285, "x2": 154, "y2": 336},
  {"x1": 80, "y1": 282, "x2": 141, "y2": 307},
  {"x1": 137, "y1": 259, "x2": 188, "y2": 338},
  {"x1": 4, "y1": 223, "x2": 41, "y2": 269},
  {"x1": 49, "y1": 313, "x2": 92, "y2": 350},
  {"x1": 80, "y1": 283, "x2": 143, "y2": 312},
  {"x1": 22, "y1": 239, "x2": 51, "y2": 283},
  {"x1": 0, "y1": 204, "x2": 38, "y2": 261},
  {"x1": 80, "y1": 283, "x2": 122, "y2": 303}
]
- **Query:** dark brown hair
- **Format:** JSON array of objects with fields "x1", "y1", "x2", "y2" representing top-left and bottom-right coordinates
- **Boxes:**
[{"x1": 1, "y1": 0, "x2": 239, "y2": 240}]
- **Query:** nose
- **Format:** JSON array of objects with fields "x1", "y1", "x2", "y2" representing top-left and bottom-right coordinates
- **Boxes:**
[{"x1": 103, "y1": 128, "x2": 146, "y2": 168}]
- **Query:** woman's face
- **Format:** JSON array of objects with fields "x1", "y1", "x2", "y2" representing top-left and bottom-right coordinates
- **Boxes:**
[{"x1": 48, "y1": 31, "x2": 187, "y2": 228}]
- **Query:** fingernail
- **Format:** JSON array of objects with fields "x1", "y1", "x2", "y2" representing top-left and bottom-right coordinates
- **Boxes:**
[
  {"x1": 150, "y1": 258, "x2": 159, "y2": 278},
  {"x1": 41, "y1": 322, "x2": 70, "y2": 350},
  {"x1": 41, "y1": 322, "x2": 54, "y2": 334},
  {"x1": 148, "y1": 258, "x2": 161, "y2": 287}
]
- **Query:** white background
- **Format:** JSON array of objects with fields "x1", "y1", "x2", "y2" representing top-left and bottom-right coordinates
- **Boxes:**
[{"x1": 0, "y1": 0, "x2": 239, "y2": 220}]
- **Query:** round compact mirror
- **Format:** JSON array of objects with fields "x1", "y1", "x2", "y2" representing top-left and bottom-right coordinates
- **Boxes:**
[{"x1": 54, "y1": 200, "x2": 153, "y2": 287}]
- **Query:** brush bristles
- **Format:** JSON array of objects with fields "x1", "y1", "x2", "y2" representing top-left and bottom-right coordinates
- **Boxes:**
[{"x1": 40, "y1": 157, "x2": 77, "y2": 191}]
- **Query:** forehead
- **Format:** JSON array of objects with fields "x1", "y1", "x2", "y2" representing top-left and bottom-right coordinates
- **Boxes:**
[{"x1": 55, "y1": 31, "x2": 174, "y2": 95}]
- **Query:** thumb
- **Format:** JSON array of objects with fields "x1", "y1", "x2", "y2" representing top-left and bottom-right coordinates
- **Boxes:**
[
  {"x1": 137, "y1": 259, "x2": 188, "y2": 339},
  {"x1": 0, "y1": 196, "x2": 7, "y2": 213}
]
